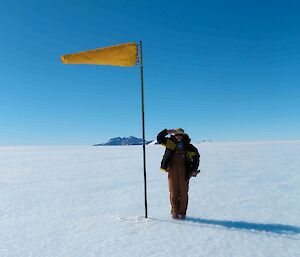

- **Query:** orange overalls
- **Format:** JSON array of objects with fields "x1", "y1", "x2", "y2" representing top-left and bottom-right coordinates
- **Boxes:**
[{"x1": 168, "y1": 150, "x2": 189, "y2": 216}]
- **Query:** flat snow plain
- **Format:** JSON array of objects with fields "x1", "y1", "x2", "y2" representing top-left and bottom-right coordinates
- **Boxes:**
[{"x1": 0, "y1": 141, "x2": 300, "y2": 257}]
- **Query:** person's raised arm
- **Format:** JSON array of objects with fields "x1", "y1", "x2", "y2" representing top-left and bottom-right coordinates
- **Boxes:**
[{"x1": 157, "y1": 129, "x2": 176, "y2": 145}]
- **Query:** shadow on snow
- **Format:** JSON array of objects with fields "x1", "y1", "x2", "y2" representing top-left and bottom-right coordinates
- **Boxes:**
[
  {"x1": 150, "y1": 216, "x2": 300, "y2": 236},
  {"x1": 184, "y1": 217, "x2": 300, "y2": 235}
]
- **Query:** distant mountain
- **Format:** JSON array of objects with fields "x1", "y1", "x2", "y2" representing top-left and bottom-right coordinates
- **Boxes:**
[
  {"x1": 199, "y1": 140, "x2": 212, "y2": 144},
  {"x1": 148, "y1": 139, "x2": 159, "y2": 145},
  {"x1": 94, "y1": 136, "x2": 152, "y2": 146}
]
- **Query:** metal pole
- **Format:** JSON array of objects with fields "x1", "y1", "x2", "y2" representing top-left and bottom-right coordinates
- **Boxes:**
[{"x1": 139, "y1": 40, "x2": 148, "y2": 218}]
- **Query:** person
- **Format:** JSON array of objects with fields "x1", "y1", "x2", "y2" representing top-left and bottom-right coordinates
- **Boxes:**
[{"x1": 157, "y1": 128, "x2": 200, "y2": 220}]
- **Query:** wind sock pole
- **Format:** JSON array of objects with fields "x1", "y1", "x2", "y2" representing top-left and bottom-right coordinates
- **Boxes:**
[{"x1": 139, "y1": 41, "x2": 148, "y2": 218}]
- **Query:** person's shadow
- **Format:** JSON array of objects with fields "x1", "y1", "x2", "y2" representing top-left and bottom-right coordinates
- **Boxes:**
[{"x1": 184, "y1": 217, "x2": 300, "y2": 235}]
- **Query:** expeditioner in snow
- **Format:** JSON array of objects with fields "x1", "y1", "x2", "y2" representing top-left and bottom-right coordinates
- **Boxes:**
[{"x1": 157, "y1": 128, "x2": 200, "y2": 220}]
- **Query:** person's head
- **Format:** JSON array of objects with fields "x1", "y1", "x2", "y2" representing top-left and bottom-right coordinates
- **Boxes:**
[{"x1": 174, "y1": 128, "x2": 185, "y2": 142}]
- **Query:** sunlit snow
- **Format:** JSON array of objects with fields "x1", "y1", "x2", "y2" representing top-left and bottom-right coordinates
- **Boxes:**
[{"x1": 1, "y1": 141, "x2": 299, "y2": 257}]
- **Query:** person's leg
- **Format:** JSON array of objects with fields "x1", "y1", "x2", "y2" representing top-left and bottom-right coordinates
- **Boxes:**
[
  {"x1": 178, "y1": 173, "x2": 189, "y2": 217},
  {"x1": 168, "y1": 170, "x2": 179, "y2": 217},
  {"x1": 168, "y1": 178, "x2": 179, "y2": 216}
]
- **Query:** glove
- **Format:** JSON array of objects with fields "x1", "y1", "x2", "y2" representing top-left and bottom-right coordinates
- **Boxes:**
[{"x1": 191, "y1": 170, "x2": 200, "y2": 177}]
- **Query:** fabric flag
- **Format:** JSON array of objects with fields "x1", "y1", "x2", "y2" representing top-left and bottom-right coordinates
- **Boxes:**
[{"x1": 61, "y1": 42, "x2": 138, "y2": 67}]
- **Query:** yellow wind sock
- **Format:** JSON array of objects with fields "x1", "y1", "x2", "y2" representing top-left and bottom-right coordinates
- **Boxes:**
[{"x1": 61, "y1": 42, "x2": 138, "y2": 67}]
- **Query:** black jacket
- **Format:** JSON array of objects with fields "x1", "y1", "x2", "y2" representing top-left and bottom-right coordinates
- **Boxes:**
[{"x1": 157, "y1": 129, "x2": 200, "y2": 179}]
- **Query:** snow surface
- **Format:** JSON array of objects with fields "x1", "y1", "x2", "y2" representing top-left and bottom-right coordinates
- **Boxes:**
[{"x1": 0, "y1": 142, "x2": 300, "y2": 257}]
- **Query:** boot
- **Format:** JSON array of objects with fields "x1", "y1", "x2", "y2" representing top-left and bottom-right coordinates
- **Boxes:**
[
  {"x1": 178, "y1": 214, "x2": 185, "y2": 220},
  {"x1": 171, "y1": 213, "x2": 178, "y2": 219}
]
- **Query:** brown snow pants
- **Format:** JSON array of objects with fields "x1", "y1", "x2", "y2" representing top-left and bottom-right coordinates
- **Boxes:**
[{"x1": 168, "y1": 151, "x2": 189, "y2": 215}]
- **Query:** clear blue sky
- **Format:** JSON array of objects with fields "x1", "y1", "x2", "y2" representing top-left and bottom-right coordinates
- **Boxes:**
[{"x1": 1, "y1": 0, "x2": 300, "y2": 145}]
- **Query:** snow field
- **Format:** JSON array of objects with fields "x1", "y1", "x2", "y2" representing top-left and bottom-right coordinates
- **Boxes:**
[{"x1": 0, "y1": 142, "x2": 299, "y2": 257}]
